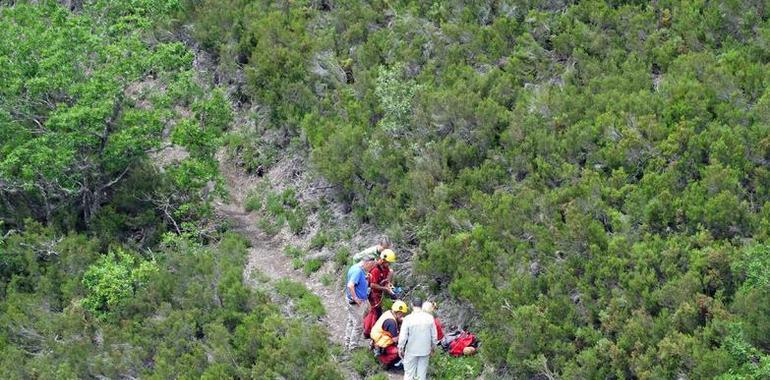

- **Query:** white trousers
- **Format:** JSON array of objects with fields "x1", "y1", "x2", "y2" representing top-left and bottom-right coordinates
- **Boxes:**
[{"x1": 403, "y1": 354, "x2": 430, "y2": 380}]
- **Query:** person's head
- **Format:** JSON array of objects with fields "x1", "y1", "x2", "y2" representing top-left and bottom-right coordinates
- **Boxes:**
[
  {"x1": 361, "y1": 259, "x2": 377, "y2": 272},
  {"x1": 391, "y1": 300, "x2": 408, "y2": 320},
  {"x1": 377, "y1": 249, "x2": 396, "y2": 268},
  {"x1": 411, "y1": 297, "x2": 424, "y2": 311},
  {"x1": 378, "y1": 236, "x2": 392, "y2": 251},
  {"x1": 423, "y1": 301, "x2": 436, "y2": 314}
]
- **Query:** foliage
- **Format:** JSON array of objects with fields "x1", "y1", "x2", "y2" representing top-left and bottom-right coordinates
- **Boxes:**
[
  {"x1": 284, "y1": 245, "x2": 304, "y2": 259},
  {"x1": 303, "y1": 259, "x2": 323, "y2": 276},
  {"x1": 81, "y1": 248, "x2": 158, "y2": 318},
  {"x1": 182, "y1": 0, "x2": 770, "y2": 377},
  {"x1": 0, "y1": 2, "x2": 226, "y2": 231},
  {"x1": 0, "y1": 2, "x2": 340, "y2": 378},
  {"x1": 429, "y1": 351, "x2": 483, "y2": 380},
  {"x1": 1, "y1": 228, "x2": 340, "y2": 378},
  {"x1": 334, "y1": 247, "x2": 351, "y2": 270},
  {"x1": 244, "y1": 191, "x2": 262, "y2": 212},
  {"x1": 310, "y1": 230, "x2": 330, "y2": 250},
  {"x1": 274, "y1": 279, "x2": 325, "y2": 319},
  {"x1": 350, "y1": 347, "x2": 380, "y2": 378}
]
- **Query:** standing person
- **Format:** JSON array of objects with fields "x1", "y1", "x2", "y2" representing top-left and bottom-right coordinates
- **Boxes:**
[
  {"x1": 370, "y1": 300, "x2": 408, "y2": 369},
  {"x1": 344, "y1": 260, "x2": 377, "y2": 351},
  {"x1": 353, "y1": 236, "x2": 392, "y2": 262},
  {"x1": 368, "y1": 249, "x2": 396, "y2": 317},
  {"x1": 422, "y1": 301, "x2": 444, "y2": 341},
  {"x1": 398, "y1": 298, "x2": 438, "y2": 380}
]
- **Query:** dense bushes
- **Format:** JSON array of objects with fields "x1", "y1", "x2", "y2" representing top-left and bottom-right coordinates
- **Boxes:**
[
  {"x1": 1, "y1": 229, "x2": 341, "y2": 378},
  {"x1": 182, "y1": 0, "x2": 770, "y2": 377},
  {"x1": 0, "y1": 2, "x2": 341, "y2": 378}
]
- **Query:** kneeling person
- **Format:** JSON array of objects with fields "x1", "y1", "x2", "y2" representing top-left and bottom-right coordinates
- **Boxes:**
[{"x1": 370, "y1": 300, "x2": 408, "y2": 369}]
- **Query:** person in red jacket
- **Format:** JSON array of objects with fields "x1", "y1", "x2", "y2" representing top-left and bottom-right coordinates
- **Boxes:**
[
  {"x1": 368, "y1": 249, "x2": 396, "y2": 318},
  {"x1": 422, "y1": 301, "x2": 444, "y2": 341}
]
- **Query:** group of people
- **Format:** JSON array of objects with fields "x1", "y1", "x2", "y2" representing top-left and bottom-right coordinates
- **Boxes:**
[{"x1": 344, "y1": 239, "x2": 444, "y2": 380}]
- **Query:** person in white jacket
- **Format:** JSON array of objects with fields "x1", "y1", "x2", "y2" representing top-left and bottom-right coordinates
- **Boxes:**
[
  {"x1": 352, "y1": 236, "x2": 391, "y2": 262},
  {"x1": 397, "y1": 298, "x2": 438, "y2": 380}
]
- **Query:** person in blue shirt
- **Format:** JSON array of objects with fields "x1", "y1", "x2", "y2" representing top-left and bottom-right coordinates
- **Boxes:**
[{"x1": 344, "y1": 259, "x2": 376, "y2": 350}]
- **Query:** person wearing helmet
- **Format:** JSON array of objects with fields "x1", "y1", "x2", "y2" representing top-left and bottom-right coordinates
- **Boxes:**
[
  {"x1": 370, "y1": 300, "x2": 408, "y2": 369},
  {"x1": 368, "y1": 249, "x2": 397, "y2": 317},
  {"x1": 352, "y1": 236, "x2": 392, "y2": 262}
]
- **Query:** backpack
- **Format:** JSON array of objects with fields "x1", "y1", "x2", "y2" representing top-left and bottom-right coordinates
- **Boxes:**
[{"x1": 448, "y1": 331, "x2": 477, "y2": 357}]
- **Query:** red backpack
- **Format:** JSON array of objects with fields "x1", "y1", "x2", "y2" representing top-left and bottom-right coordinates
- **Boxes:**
[{"x1": 448, "y1": 331, "x2": 477, "y2": 357}]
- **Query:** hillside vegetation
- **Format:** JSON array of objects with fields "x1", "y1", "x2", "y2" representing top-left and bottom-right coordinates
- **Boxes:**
[
  {"x1": 4, "y1": 0, "x2": 770, "y2": 378},
  {"x1": 183, "y1": 0, "x2": 770, "y2": 378},
  {"x1": 0, "y1": 2, "x2": 341, "y2": 378}
]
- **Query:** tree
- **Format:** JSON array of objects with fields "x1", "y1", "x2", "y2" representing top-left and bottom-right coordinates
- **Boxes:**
[{"x1": 0, "y1": 2, "x2": 195, "y2": 226}]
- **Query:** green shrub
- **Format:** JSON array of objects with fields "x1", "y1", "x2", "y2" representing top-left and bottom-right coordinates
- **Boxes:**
[
  {"x1": 274, "y1": 279, "x2": 325, "y2": 318},
  {"x1": 291, "y1": 257, "x2": 303, "y2": 270},
  {"x1": 257, "y1": 217, "x2": 281, "y2": 236},
  {"x1": 350, "y1": 348, "x2": 379, "y2": 377},
  {"x1": 296, "y1": 293, "x2": 326, "y2": 319},
  {"x1": 284, "y1": 245, "x2": 305, "y2": 258},
  {"x1": 429, "y1": 351, "x2": 482, "y2": 379},
  {"x1": 320, "y1": 274, "x2": 333, "y2": 286},
  {"x1": 265, "y1": 192, "x2": 284, "y2": 216},
  {"x1": 274, "y1": 279, "x2": 308, "y2": 299},
  {"x1": 244, "y1": 191, "x2": 262, "y2": 212},
  {"x1": 334, "y1": 247, "x2": 351, "y2": 270},
  {"x1": 310, "y1": 231, "x2": 330, "y2": 250},
  {"x1": 287, "y1": 208, "x2": 307, "y2": 234},
  {"x1": 304, "y1": 259, "x2": 323, "y2": 276}
]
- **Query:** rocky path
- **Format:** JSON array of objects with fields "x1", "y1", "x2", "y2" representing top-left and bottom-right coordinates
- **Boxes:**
[
  {"x1": 213, "y1": 157, "x2": 404, "y2": 380},
  {"x1": 212, "y1": 159, "x2": 349, "y2": 342}
]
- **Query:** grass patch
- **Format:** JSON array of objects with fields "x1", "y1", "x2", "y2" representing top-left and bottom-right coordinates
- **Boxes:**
[
  {"x1": 303, "y1": 258, "x2": 323, "y2": 276},
  {"x1": 320, "y1": 273, "x2": 333, "y2": 286},
  {"x1": 284, "y1": 245, "x2": 304, "y2": 258},
  {"x1": 309, "y1": 230, "x2": 330, "y2": 250},
  {"x1": 291, "y1": 257, "x2": 303, "y2": 270},
  {"x1": 287, "y1": 208, "x2": 307, "y2": 234},
  {"x1": 257, "y1": 217, "x2": 281, "y2": 236},
  {"x1": 429, "y1": 350, "x2": 482, "y2": 379},
  {"x1": 280, "y1": 188, "x2": 299, "y2": 209},
  {"x1": 274, "y1": 279, "x2": 325, "y2": 319},
  {"x1": 265, "y1": 192, "x2": 284, "y2": 216},
  {"x1": 244, "y1": 191, "x2": 262, "y2": 212},
  {"x1": 222, "y1": 131, "x2": 278, "y2": 173},
  {"x1": 350, "y1": 348, "x2": 379, "y2": 377},
  {"x1": 334, "y1": 247, "x2": 350, "y2": 270},
  {"x1": 261, "y1": 188, "x2": 303, "y2": 233}
]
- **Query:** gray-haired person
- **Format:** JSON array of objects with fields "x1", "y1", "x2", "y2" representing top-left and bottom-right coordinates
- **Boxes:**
[{"x1": 397, "y1": 297, "x2": 438, "y2": 380}]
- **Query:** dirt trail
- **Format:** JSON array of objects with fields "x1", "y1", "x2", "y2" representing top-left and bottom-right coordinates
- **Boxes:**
[
  {"x1": 214, "y1": 157, "x2": 404, "y2": 380},
  {"x1": 213, "y1": 161, "x2": 348, "y2": 341}
]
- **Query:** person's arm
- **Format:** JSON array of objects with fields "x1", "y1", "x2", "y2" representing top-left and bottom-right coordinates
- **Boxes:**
[
  {"x1": 430, "y1": 316, "x2": 438, "y2": 354},
  {"x1": 347, "y1": 280, "x2": 362, "y2": 305},
  {"x1": 383, "y1": 319, "x2": 399, "y2": 343},
  {"x1": 397, "y1": 318, "x2": 409, "y2": 357},
  {"x1": 370, "y1": 282, "x2": 392, "y2": 293},
  {"x1": 353, "y1": 245, "x2": 378, "y2": 261}
]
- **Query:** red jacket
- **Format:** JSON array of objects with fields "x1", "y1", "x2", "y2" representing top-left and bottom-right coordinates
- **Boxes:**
[{"x1": 434, "y1": 317, "x2": 444, "y2": 341}]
